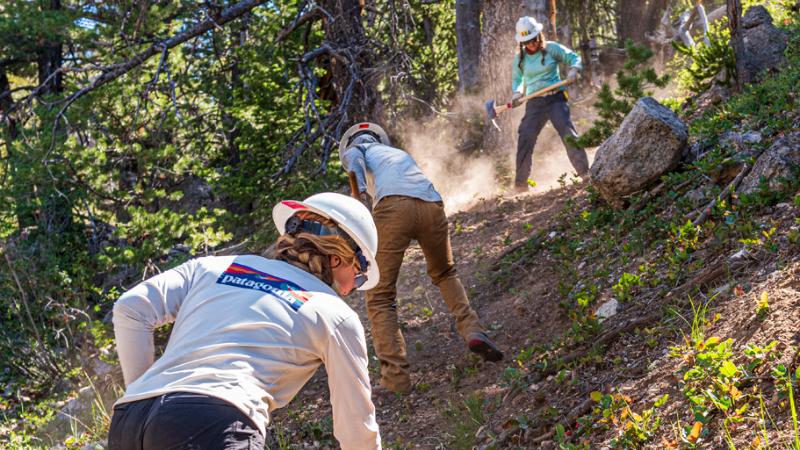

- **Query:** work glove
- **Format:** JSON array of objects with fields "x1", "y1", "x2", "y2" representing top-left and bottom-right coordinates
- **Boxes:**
[
  {"x1": 360, "y1": 191, "x2": 373, "y2": 213},
  {"x1": 567, "y1": 68, "x2": 580, "y2": 83},
  {"x1": 510, "y1": 92, "x2": 524, "y2": 108}
]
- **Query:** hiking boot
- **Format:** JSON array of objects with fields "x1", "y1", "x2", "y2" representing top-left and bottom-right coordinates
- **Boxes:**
[
  {"x1": 467, "y1": 332, "x2": 504, "y2": 362},
  {"x1": 513, "y1": 184, "x2": 529, "y2": 194}
]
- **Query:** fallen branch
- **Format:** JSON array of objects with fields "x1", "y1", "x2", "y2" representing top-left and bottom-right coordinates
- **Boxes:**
[{"x1": 687, "y1": 163, "x2": 751, "y2": 225}]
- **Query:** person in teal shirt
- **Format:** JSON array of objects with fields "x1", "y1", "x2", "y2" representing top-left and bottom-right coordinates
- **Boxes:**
[{"x1": 511, "y1": 16, "x2": 589, "y2": 192}]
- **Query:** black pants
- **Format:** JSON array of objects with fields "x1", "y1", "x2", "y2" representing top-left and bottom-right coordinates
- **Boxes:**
[
  {"x1": 108, "y1": 392, "x2": 264, "y2": 450},
  {"x1": 515, "y1": 91, "x2": 589, "y2": 186}
]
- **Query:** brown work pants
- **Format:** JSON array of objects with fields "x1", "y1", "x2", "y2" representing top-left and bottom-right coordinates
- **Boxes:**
[{"x1": 366, "y1": 196, "x2": 484, "y2": 392}]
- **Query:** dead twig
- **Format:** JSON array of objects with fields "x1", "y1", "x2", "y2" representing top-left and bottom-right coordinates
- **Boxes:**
[{"x1": 687, "y1": 163, "x2": 752, "y2": 225}]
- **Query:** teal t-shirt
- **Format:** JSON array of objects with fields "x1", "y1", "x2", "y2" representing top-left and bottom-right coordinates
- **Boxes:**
[{"x1": 511, "y1": 41, "x2": 582, "y2": 96}]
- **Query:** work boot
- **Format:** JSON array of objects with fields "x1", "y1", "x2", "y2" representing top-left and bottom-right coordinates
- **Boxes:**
[
  {"x1": 467, "y1": 332, "x2": 504, "y2": 362},
  {"x1": 513, "y1": 184, "x2": 529, "y2": 194}
]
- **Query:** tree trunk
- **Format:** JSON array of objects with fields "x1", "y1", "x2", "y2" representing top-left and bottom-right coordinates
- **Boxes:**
[
  {"x1": 727, "y1": 0, "x2": 749, "y2": 90},
  {"x1": 456, "y1": 0, "x2": 482, "y2": 93},
  {"x1": 37, "y1": 0, "x2": 63, "y2": 95},
  {"x1": 618, "y1": 0, "x2": 669, "y2": 45},
  {"x1": 480, "y1": 0, "x2": 545, "y2": 154},
  {"x1": 37, "y1": 0, "x2": 72, "y2": 234},
  {"x1": 321, "y1": 0, "x2": 381, "y2": 122}
]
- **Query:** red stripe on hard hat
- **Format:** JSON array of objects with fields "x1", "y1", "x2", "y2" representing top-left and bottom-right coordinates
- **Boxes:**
[
  {"x1": 282, "y1": 201, "x2": 307, "y2": 209},
  {"x1": 358, "y1": 123, "x2": 370, "y2": 129}
]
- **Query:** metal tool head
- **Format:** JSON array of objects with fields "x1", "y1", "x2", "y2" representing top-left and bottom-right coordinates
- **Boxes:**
[{"x1": 484, "y1": 99, "x2": 497, "y2": 120}]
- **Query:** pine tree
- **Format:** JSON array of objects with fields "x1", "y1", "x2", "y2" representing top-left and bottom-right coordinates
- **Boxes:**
[{"x1": 574, "y1": 39, "x2": 671, "y2": 148}]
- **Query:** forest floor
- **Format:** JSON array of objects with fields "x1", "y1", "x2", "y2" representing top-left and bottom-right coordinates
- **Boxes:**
[
  {"x1": 271, "y1": 170, "x2": 800, "y2": 449},
  {"x1": 269, "y1": 105, "x2": 800, "y2": 449}
]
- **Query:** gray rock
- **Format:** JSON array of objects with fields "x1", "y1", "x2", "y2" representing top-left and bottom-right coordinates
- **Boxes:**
[
  {"x1": 740, "y1": 6, "x2": 788, "y2": 84},
  {"x1": 596, "y1": 299, "x2": 619, "y2": 321},
  {"x1": 590, "y1": 97, "x2": 688, "y2": 207},
  {"x1": 720, "y1": 130, "x2": 763, "y2": 149},
  {"x1": 740, "y1": 132, "x2": 800, "y2": 194}
]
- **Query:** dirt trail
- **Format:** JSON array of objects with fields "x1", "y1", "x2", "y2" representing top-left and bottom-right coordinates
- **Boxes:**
[{"x1": 269, "y1": 183, "x2": 587, "y2": 448}]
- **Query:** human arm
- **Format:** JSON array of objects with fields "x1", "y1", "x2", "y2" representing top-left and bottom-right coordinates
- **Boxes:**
[
  {"x1": 548, "y1": 42, "x2": 582, "y2": 72},
  {"x1": 341, "y1": 147, "x2": 369, "y2": 196},
  {"x1": 323, "y1": 315, "x2": 381, "y2": 450},
  {"x1": 112, "y1": 259, "x2": 197, "y2": 386}
]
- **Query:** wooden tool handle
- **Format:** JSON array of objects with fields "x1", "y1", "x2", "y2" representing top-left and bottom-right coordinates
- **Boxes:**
[
  {"x1": 493, "y1": 79, "x2": 574, "y2": 117},
  {"x1": 348, "y1": 171, "x2": 360, "y2": 200}
]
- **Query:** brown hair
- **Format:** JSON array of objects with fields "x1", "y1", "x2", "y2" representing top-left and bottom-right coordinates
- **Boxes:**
[
  {"x1": 267, "y1": 212, "x2": 357, "y2": 286},
  {"x1": 518, "y1": 33, "x2": 547, "y2": 71}
]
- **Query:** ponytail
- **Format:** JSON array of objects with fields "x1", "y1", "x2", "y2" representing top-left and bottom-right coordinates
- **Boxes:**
[{"x1": 267, "y1": 212, "x2": 358, "y2": 288}]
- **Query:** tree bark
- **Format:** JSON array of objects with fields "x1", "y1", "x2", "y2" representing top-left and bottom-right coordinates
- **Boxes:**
[
  {"x1": 480, "y1": 0, "x2": 545, "y2": 153},
  {"x1": 618, "y1": 0, "x2": 669, "y2": 45},
  {"x1": 37, "y1": 0, "x2": 64, "y2": 95},
  {"x1": 456, "y1": 0, "x2": 482, "y2": 93},
  {"x1": 727, "y1": 0, "x2": 748, "y2": 90},
  {"x1": 321, "y1": 0, "x2": 381, "y2": 121}
]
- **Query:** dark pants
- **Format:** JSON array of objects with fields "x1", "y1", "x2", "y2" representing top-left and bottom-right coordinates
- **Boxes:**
[
  {"x1": 107, "y1": 392, "x2": 264, "y2": 450},
  {"x1": 515, "y1": 91, "x2": 589, "y2": 186}
]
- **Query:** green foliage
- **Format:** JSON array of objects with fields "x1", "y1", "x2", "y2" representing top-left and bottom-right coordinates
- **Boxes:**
[
  {"x1": 574, "y1": 40, "x2": 671, "y2": 148},
  {"x1": 443, "y1": 394, "x2": 487, "y2": 450},
  {"x1": 611, "y1": 272, "x2": 642, "y2": 302},
  {"x1": 673, "y1": 19, "x2": 736, "y2": 94},
  {"x1": 581, "y1": 391, "x2": 668, "y2": 449}
]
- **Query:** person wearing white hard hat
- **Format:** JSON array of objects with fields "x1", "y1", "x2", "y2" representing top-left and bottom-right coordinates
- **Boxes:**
[
  {"x1": 107, "y1": 192, "x2": 381, "y2": 450},
  {"x1": 339, "y1": 122, "x2": 504, "y2": 395},
  {"x1": 511, "y1": 16, "x2": 589, "y2": 192}
]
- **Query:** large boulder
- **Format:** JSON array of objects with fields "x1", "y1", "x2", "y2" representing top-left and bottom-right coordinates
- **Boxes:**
[
  {"x1": 740, "y1": 132, "x2": 800, "y2": 194},
  {"x1": 740, "y1": 6, "x2": 788, "y2": 84},
  {"x1": 590, "y1": 97, "x2": 688, "y2": 207}
]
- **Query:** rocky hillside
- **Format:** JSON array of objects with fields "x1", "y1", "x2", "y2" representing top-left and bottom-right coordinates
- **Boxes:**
[{"x1": 269, "y1": 9, "x2": 800, "y2": 449}]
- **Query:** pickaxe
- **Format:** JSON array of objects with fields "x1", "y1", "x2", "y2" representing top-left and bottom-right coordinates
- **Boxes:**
[{"x1": 484, "y1": 79, "x2": 573, "y2": 121}]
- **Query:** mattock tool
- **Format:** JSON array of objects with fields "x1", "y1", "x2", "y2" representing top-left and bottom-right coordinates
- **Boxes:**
[{"x1": 484, "y1": 79, "x2": 574, "y2": 128}]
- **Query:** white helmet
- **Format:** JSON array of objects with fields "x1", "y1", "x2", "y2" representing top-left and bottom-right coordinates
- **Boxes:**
[
  {"x1": 515, "y1": 16, "x2": 543, "y2": 43},
  {"x1": 338, "y1": 122, "x2": 391, "y2": 170},
  {"x1": 272, "y1": 192, "x2": 380, "y2": 290}
]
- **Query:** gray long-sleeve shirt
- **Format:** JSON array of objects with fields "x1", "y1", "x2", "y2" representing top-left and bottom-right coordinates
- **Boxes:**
[{"x1": 341, "y1": 143, "x2": 442, "y2": 205}]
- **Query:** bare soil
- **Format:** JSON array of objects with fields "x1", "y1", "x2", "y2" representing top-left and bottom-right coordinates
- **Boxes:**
[{"x1": 269, "y1": 183, "x2": 800, "y2": 449}]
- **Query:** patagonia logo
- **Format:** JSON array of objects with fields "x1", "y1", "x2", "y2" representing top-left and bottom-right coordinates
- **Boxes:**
[{"x1": 216, "y1": 263, "x2": 312, "y2": 311}]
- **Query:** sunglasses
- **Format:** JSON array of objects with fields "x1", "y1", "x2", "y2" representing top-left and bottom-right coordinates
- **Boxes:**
[{"x1": 286, "y1": 216, "x2": 370, "y2": 286}]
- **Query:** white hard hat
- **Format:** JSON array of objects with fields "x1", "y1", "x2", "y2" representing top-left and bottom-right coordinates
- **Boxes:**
[
  {"x1": 272, "y1": 192, "x2": 380, "y2": 290},
  {"x1": 338, "y1": 122, "x2": 391, "y2": 170},
  {"x1": 515, "y1": 16, "x2": 543, "y2": 43}
]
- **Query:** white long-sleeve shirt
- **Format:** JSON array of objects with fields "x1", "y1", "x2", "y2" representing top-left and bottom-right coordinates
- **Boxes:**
[{"x1": 112, "y1": 255, "x2": 381, "y2": 450}]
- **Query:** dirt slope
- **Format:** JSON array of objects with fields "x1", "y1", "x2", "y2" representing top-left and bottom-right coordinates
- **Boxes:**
[
  {"x1": 268, "y1": 184, "x2": 589, "y2": 448},
  {"x1": 269, "y1": 168, "x2": 800, "y2": 449}
]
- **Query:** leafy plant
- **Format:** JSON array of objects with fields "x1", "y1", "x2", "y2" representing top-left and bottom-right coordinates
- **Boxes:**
[
  {"x1": 673, "y1": 19, "x2": 736, "y2": 94},
  {"x1": 612, "y1": 272, "x2": 643, "y2": 302}
]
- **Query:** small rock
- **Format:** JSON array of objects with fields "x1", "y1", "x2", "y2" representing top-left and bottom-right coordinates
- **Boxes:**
[
  {"x1": 729, "y1": 247, "x2": 752, "y2": 262},
  {"x1": 596, "y1": 299, "x2": 620, "y2": 321}
]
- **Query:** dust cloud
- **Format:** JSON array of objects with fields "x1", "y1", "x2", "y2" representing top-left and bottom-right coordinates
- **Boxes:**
[
  {"x1": 398, "y1": 92, "x2": 597, "y2": 214},
  {"x1": 397, "y1": 95, "x2": 500, "y2": 215}
]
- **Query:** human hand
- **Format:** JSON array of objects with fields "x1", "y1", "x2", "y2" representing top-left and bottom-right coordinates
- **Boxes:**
[
  {"x1": 511, "y1": 92, "x2": 524, "y2": 108},
  {"x1": 360, "y1": 192, "x2": 373, "y2": 212},
  {"x1": 567, "y1": 68, "x2": 580, "y2": 83}
]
